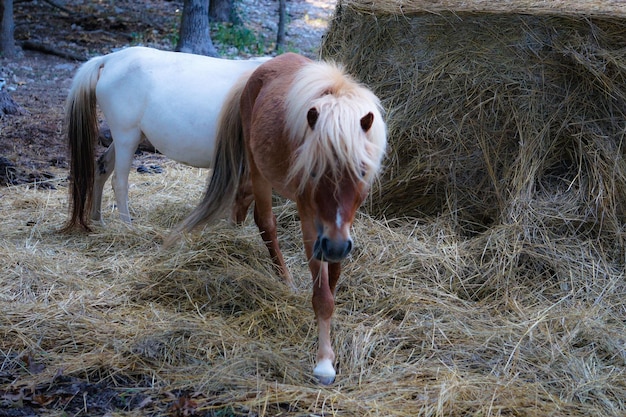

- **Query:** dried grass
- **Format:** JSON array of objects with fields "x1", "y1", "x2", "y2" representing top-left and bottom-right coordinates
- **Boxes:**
[
  {"x1": 1, "y1": 1, "x2": 626, "y2": 415},
  {"x1": 1, "y1": 151, "x2": 625, "y2": 415},
  {"x1": 340, "y1": 0, "x2": 626, "y2": 17}
]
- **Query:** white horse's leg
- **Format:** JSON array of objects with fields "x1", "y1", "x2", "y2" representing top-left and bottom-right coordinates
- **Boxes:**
[
  {"x1": 109, "y1": 131, "x2": 142, "y2": 223},
  {"x1": 91, "y1": 144, "x2": 115, "y2": 222}
]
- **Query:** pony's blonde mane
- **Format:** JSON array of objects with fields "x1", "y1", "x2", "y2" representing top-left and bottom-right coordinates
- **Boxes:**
[{"x1": 284, "y1": 60, "x2": 387, "y2": 193}]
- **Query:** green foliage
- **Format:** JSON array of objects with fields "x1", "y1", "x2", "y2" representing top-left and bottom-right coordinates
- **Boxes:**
[
  {"x1": 166, "y1": 20, "x2": 180, "y2": 48},
  {"x1": 211, "y1": 23, "x2": 267, "y2": 56},
  {"x1": 130, "y1": 32, "x2": 144, "y2": 45},
  {"x1": 275, "y1": 43, "x2": 300, "y2": 55}
]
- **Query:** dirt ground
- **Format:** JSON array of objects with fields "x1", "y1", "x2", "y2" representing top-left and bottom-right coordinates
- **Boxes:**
[
  {"x1": 0, "y1": 50, "x2": 67, "y2": 187},
  {"x1": 0, "y1": 0, "x2": 334, "y2": 187},
  {"x1": 0, "y1": 0, "x2": 174, "y2": 186}
]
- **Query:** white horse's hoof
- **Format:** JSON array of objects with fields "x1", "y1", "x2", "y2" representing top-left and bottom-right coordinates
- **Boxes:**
[{"x1": 313, "y1": 359, "x2": 336, "y2": 385}]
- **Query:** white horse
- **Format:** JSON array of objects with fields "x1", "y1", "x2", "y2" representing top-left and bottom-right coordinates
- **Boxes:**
[{"x1": 61, "y1": 46, "x2": 267, "y2": 231}]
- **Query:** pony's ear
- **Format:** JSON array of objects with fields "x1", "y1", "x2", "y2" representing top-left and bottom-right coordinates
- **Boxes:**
[
  {"x1": 307, "y1": 107, "x2": 319, "y2": 130},
  {"x1": 360, "y1": 112, "x2": 374, "y2": 132}
]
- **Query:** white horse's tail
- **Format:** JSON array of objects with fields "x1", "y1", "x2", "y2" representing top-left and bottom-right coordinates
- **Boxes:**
[
  {"x1": 164, "y1": 71, "x2": 251, "y2": 247},
  {"x1": 61, "y1": 56, "x2": 104, "y2": 233}
]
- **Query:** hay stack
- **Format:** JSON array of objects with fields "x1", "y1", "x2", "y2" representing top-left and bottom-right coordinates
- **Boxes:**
[{"x1": 321, "y1": 0, "x2": 626, "y2": 235}]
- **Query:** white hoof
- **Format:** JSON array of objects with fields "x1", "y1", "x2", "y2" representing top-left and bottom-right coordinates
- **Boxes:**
[{"x1": 313, "y1": 359, "x2": 336, "y2": 385}]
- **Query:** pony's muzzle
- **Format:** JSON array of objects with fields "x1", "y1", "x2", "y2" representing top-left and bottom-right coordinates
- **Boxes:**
[{"x1": 314, "y1": 235, "x2": 353, "y2": 262}]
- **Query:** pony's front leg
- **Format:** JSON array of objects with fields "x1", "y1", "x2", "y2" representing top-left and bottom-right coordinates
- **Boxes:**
[
  {"x1": 299, "y1": 207, "x2": 339, "y2": 384},
  {"x1": 310, "y1": 260, "x2": 341, "y2": 385},
  {"x1": 92, "y1": 144, "x2": 115, "y2": 222}
]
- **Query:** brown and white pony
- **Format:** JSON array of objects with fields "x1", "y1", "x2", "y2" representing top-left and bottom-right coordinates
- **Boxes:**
[{"x1": 166, "y1": 52, "x2": 387, "y2": 384}]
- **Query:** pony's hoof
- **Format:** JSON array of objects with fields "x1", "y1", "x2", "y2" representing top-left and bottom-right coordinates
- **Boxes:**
[
  {"x1": 315, "y1": 373, "x2": 335, "y2": 386},
  {"x1": 313, "y1": 359, "x2": 335, "y2": 385}
]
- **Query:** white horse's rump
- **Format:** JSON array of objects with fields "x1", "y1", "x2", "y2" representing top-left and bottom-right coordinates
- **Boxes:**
[{"x1": 63, "y1": 46, "x2": 266, "y2": 229}]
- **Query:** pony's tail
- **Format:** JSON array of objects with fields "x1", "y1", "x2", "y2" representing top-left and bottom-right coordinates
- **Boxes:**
[
  {"x1": 164, "y1": 72, "x2": 250, "y2": 247},
  {"x1": 60, "y1": 56, "x2": 103, "y2": 233}
]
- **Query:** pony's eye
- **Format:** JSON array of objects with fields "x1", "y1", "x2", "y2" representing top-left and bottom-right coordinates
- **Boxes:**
[{"x1": 311, "y1": 172, "x2": 317, "y2": 178}]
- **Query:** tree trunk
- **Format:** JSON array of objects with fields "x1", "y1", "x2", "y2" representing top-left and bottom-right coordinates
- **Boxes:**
[
  {"x1": 277, "y1": 0, "x2": 286, "y2": 50},
  {"x1": 177, "y1": 0, "x2": 218, "y2": 57},
  {"x1": 0, "y1": 0, "x2": 16, "y2": 58},
  {"x1": 209, "y1": 0, "x2": 235, "y2": 23}
]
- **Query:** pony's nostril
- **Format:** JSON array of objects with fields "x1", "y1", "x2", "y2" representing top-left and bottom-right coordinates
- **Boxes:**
[
  {"x1": 344, "y1": 239, "x2": 353, "y2": 256},
  {"x1": 320, "y1": 236, "x2": 331, "y2": 255}
]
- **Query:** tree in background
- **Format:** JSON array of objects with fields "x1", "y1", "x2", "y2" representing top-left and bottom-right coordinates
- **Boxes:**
[
  {"x1": 276, "y1": 0, "x2": 286, "y2": 49},
  {"x1": 177, "y1": 0, "x2": 218, "y2": 56},
  {"x1": 0, "y1": 0, "x2": 25, "y2": 116},
  {"x1": 210, "y1": 0, "x2": 236, "y2": 24},
  {"x1": 176, "y1": 0, "x2": 287, "y2": 56},
  {"x1": 0, "y1": 0, "x2": 16, "y2": 58}
]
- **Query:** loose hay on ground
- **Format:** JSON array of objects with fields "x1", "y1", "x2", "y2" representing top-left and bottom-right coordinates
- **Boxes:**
[
  {"x1": 1, "y1": 1, "x2": 626, "y2": 414},
  {"x1": 1, "y1": 150, "x2": 625, "y2": 415}
]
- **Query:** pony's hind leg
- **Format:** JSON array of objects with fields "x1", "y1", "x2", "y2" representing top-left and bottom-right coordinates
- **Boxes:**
[
  {"x1": 250, "y1": 167, "x2": 295, "y2": 289},
  {"x1": 231, "y1": 174, "x2": 253, "y2": 224},
  {"x1": 109, "y1": 130, "x2": 142, "y2": 223},
  {"x1": 91, "y1": 144, "x2": 115, "y2": 222}
]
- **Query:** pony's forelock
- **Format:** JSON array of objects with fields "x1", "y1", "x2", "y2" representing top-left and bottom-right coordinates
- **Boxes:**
[{"x1": 284, "y1": 61, "x2": 387, "y2": 193}]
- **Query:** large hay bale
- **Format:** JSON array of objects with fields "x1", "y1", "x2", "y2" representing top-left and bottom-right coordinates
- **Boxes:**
[{"x1": 321, "y1": 0, "x2": 626, "y2": 235}]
